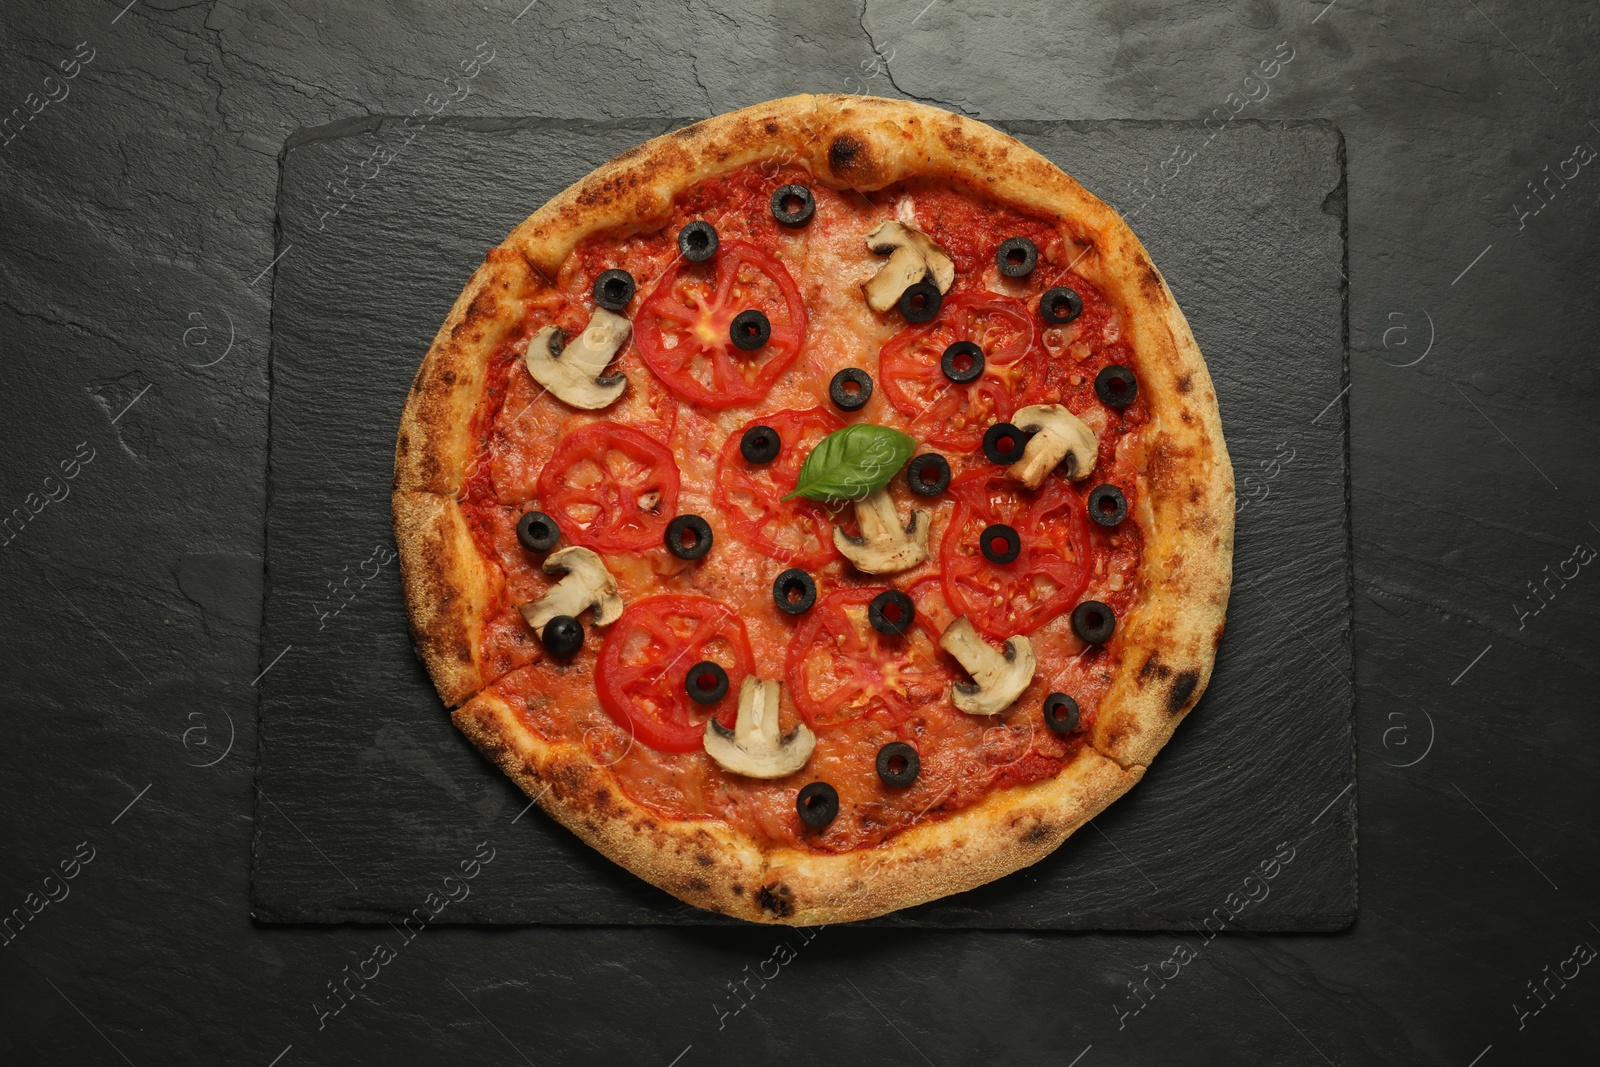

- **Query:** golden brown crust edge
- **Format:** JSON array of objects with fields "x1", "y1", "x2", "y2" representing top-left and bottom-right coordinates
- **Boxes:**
[{"x1": 454, "y1": 688, "x2": 1140, "y2": 925}]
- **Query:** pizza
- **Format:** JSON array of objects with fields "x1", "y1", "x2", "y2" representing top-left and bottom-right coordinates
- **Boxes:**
[{"x1": 392, "y1": 95, "x2": 1233, "y2": 925}]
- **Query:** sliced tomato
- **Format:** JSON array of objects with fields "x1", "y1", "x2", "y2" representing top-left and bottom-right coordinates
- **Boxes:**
[
  {"x1": 633, "y1": 240, "x2": 807, "y2": 408},
  {"x1": 535, "y1": 423, "x2": 679, "y2": 552},
  {"x1": 878, "y1": 292, "x2": 1039, "y2": 451},
  {"x1": 711, "y1": 406, "x2": 843, "y2": 568},
  {"x1": 597, "y1": 594, "x2": 754, "y2": 752},
  {"x1": 785, "y1": 586, "x2": 953, "y2": 730},
  {"x1": 939, "y1": 467, "x2": 1092, "y2": 639}
]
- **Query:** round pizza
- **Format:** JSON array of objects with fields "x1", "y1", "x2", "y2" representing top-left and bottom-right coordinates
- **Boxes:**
[{"x1": 392, "y1": 95, "x2": 1233, "y2": 925}]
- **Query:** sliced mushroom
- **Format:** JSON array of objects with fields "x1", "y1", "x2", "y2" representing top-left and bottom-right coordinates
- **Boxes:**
[
  {"x1": 1006, "y1": 404, "x2": 1099, "y2": 489},
  {"x1": 861, "y1": 220, "x2": 956, "y2": 313},
  {"x1": 939, "y1": 616, "x2": 1037, "y2": 716},
  {"x1": 832, "y1": 487, "x2": 929, "y2": 574},
  {"x1": 523, "y1": 308, "x2": 630, "y2": 410},
  {"x1": 703, "y1": 677, "x2": 816, "y2": 778},
  {"x1": 517, "y1": 546, "x2": 624, "y2": 633}
]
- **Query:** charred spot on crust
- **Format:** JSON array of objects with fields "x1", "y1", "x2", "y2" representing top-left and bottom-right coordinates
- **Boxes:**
[
  {"x1": 695, "y1": 853, "x2": 714, "y2": 867},
  {"x1": 828, "y1": 133, "x2": 864, "y2": 174},
  {"x1": 1138, "y1": 653, "x2": 1172, "y2": 683},
  {"x1": 755, "y1": 883, "x2": 795, "y2": 917},
  {"x1": 1168, "y1": 670, "x2": 1200, "y2": 714},
  {"x1": 1021, "y1": 823, "x2": 1054, "y2": 845},
  {"x1": 1177, "y1": 374, "x2": 1193, "y2": 393},
  {"x1": 765, "y1": 122, "x2": 779, "y2": 134},
  {"x1": 687, "y1": 877, "x2": 710, "y2": 894},
  {"x1": 440, "y1": 371, "x2": 456, "y2": 385},
  {"x1": 731, "y1": 884, "x2": 743, "y2": 896}
]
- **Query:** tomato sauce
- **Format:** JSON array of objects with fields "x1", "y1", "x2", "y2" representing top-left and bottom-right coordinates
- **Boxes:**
[{"x1": 458, "y1": 163, "x2": 1148, "y2": 853}]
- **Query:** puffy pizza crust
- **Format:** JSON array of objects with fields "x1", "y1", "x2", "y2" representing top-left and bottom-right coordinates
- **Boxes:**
[{"x1": 393, "y1": 95, "x2": 1233, "y2": 923}]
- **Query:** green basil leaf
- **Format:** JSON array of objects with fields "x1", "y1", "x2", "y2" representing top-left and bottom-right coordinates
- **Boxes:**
[{"x1": 782, "y1": 424, "x2": 917, "y2": 502}]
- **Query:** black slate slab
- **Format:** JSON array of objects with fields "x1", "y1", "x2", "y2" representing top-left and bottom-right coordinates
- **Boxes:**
[{"x1": 252, "y1": 117, "x2": 1352, "y2": 928}]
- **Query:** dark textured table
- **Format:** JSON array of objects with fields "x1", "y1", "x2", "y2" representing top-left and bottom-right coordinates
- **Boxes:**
[{"x1": 2, "y1": 1, "x2": 1596, "y2": 1063}]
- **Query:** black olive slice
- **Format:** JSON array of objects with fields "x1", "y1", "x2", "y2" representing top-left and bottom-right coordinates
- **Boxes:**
[
  {"x1": 516, "y1": 510, "x2": 560, "y2": 552},
  {"x1": 1095, "y1": 364, "x2": 1138, "y2": 408},
  {"x1": 1087, "y1": 484, "x2": 1127, "y2": 527},
  {"x1": 772, "y1": 568, "x2": 817, "y2": 615},
  {"x1": 730, "y1": 309, "x2": 771, "y2": 351},
  {"x1": 1071, "y1": 600, "x2": 1116, "y2": 644},
  {"x1": 685, "y1": 661, "x2": 729, "y2": 704},
  {"x1": 899, "y1": 279, "x2": 942, "y2": 323},
  {"x1": 1040, "y1": 286, "x2": 1084, "y2": 325},
  {"x1": 797, "y1": 782, "x2": 839, "y2": 828},
  {"x1": 906, "y1": 453, "x2": 951, "y2": 497},
  {"x1": 1043, "y1": 693, "x2": 1080, "y2": 734},
  {"x1": 770, "y1": 184, "x2": 816, "y2": 227},
  {"x1": 592, "y1": 269, "x2": 635, "y2": 311},
  {"x1": 541, "y1": 615, "x2": 583, "y2": 659},
  {"x1": 980, "y1": 524, "x2": 1021, "y2": 565},
  {"x1": 996, "y1": 236, "x2": 1039, "y2": 278},
  {"x1": 876, "y1": 742, "x2": 921, "y2": 787},
  {"x1": 868, "y1": 590, "x2": 915, "y2": 636},
  {"x1": 941, "y1": 341, "x2": 985, "y2": 384},
  {"x1": 664, "y1": 515, "x2": 713, "y2": 560},
  {"x1": 829, "y1": 368, "x2": 873, "y2": 411},
  {"x1": 678, "y1": 220, "x2": 718, "y2": 262},
  {"x1": 982, "y1": 422, "x2": 1030, "y2": 465},
  {"x1": 741, "y1": 425, "x2": 782, "y2": 464}
]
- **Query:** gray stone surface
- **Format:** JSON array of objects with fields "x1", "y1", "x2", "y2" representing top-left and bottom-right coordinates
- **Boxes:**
[{"x1": 2, "y1": 0, "x2": 1596, "y2": 1062}]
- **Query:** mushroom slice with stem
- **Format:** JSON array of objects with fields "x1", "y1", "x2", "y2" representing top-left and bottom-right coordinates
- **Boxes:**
[
  {"x1": 832, "y1": 486, "x2": 929, "y2": 574},
  {"x1": 861, "y1": 220, "x2": 956, "y2": 313},
  {"x1": 703, "y1": 677, "x2": 816, "y2": 779},
  {"x1": 1006, "y1": 404, "x2": 1099, "y2": 489},
  {"x1": 517, "y1": 546, "x2": 624, "y2": 633},
  {"x1": 523, "y1": 308, "x2": 631, "y2": 410},
  {"x1": 938, "y1": 616, "x2": 1037, "y2": 716}
]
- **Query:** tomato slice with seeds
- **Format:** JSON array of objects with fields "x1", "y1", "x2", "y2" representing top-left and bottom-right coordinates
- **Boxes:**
[
  {"x1": 535, "y1": 423, "x2": 679, "y2": 552},
  {"x1": 939, "y1": 467, "x2": 1092, "y2": 640},
  {"x1": 634, "y1": 240, "x2": 807, "y2": 408},
  {"x1": 785, "y1": 586, "x2": 954, "y2": 730},
  {"x1": 879, "y1": 292, "x2": 1039, "y2": 451},
  {"x1": 712, "y1": 406, "x2": 844, "y2": 568},
  {"x1": 597, "y1": 594, "x2": 754, "y2": 752}
]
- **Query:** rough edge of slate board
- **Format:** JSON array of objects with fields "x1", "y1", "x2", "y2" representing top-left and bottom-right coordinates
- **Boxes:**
[{"x1": 251, "y1": 116, "x2": 1355, "y2": 930}]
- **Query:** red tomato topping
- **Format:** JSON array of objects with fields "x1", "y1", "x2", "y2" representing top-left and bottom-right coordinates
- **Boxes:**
[
  {"x1": 597, "y1": 594, "x2": 754, "y2": 752},
  {"x1": 535, "y1": 423, "x2": 680, "y2": 552},
  {"x1": 878, "y1": 292, "x2": 1039, "y2": 451},
  {"x1": 785, "y1": 586, "x2": 954, "y2": 730},
  {"x1": 711, "y1": 406, "x2": 844, "y2": 568},
  {"x1": 939, "y1": 468, "x2": 1092, "y2": 639},
  {"x1": 633, "y1": 240, "x2": 807, "y2": 408}
]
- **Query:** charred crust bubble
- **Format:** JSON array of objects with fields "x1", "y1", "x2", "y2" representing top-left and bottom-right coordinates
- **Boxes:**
[
  {"x1": 1167, "y1": 669, "x2": 1200, "y2": 714},
  {"x1": 756, "y1": 882, "x2": 795, "y2": 917},
  {"x1": 828, "y1": 133, "x2": 864, "y2": 175}
]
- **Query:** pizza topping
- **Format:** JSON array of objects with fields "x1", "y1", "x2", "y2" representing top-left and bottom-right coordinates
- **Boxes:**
[
  {"x1": 938, "y1": 615, "x2": 1037, "y2": 716},
  {"x1": 796, "y1": 781, "x2": 839, "y2": 829},
  {"x1": 517, "y1": 545, "x2": 625, "y2": 634},
  {"x1": 982, "y1": 422, "x2": 1030, "y2": 465},
  {"x1": 592, "y1": 268, "x2": 636, "y2": 311},
  {"x1": 875, "y1": 741, "x2": 921, "y2": 787},
  {"x1": 979, "y1": 523, "x2": 1021, "y2": 565},
  {"x1": 715, "y1": 408, "x2": 843, "y2": 567},
  {"x1": 899, "y1": 280, "x2": 943, "y2": 324},
  {"x1": 1070, "y1": 600, "x2": 1117, "y2": 644},
  {"x1": 1042, "y1": 692, "x2": 1081, "y2": 734},
  {"x1": 686, "y1": 660, "x2": 730, "y2": 704},
  {"x1": 833, "y1": 487, "x2": 929, "y2": 574},
  {"x1": 996, "y1": 236, "x2": 1039, "y2": 278},
  {"x1": 867, "y1": 589, "x2": 915, "y2": 636},
  {"x1": 1040, "y1": 286, "x2": 1084, "y2": 326},
  {"x1": 1095, "y1": 364, "x2": 1138, "y2": 408},
  {"x1": 862, "y1": 220, "x2": 955, "y2": 314},
  {"x1": 1006, "y1": 404, "x2": 1099, "y2": 488},
  {"x1": 786, "y1": 586, "x2": 950, "y2": 728},
  {"x1": 537, "y1": 423, "x2": 680, "y2": 551},
  {"x1": 515, "y1": 510, "x2": 560, "y2": 553},
  {"x1": 772, "y1": 568, "x2": 817, "y2": 615},
  {"x1": 1087, "y1": 484, "x2": 1128, "y2": 527},
  {"x1": 905, "y1": 453, "x2": 951, "y2": 497},
  {"x1": 522, "y1": 310, "x2": 630, "y2": 411},
  {"x1": 770, "y1": 184, "x2": 816, "y2": 228},
  {"x1": 829, "y1": 367, "x2": 873, "y2": 412},
  {"x1": 703, "y1": 677, "x2": 817, "y2": 779},
  {"x1": 740, "y1": 425, "x2": 781, "y2": 464},
  {"x1": 729, "y1": 308, "x2": 771, "y2": 351},
  {"x1": 540, "y1": 614, "x2": 585, "y2": 659},
  {"x1": 941, "y1": 341, "x2": 984, "y2": 384},
  {"x1": 664, "y1": 514, "x2": 714, "y2": 560},
  {"x1": 678, "y1": 220, "x2": 718, "y2": 262}
]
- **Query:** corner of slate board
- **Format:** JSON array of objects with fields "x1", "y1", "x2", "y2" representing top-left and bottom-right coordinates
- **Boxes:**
[{"x1": 254, "y1": 117, "x2": 1354, "y2": 930}]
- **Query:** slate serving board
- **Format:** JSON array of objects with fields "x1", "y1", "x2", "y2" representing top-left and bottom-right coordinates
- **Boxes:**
[{"x1": 252, "y1": 117, "x2": 1353, "y2": 928}]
